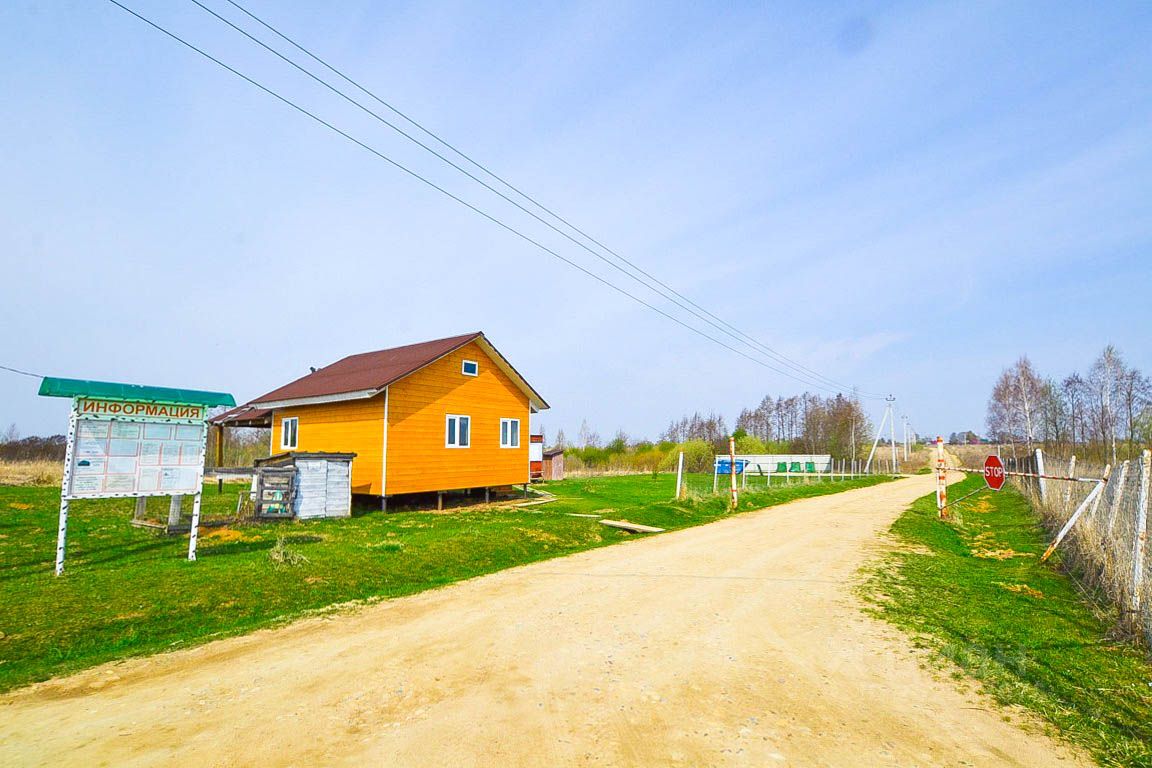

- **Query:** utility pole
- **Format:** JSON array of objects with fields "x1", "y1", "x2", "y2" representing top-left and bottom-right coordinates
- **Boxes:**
[
  {"x1": 902, "y1": 416, "x2": 909, "y2": 462},
  {"x1": 888, "y1": 396, "x2": 898, "y2": 474},
  {"x1": 864, "y1": 399, "x2": 894, "y2": 474},
  {"x1": 851, "y1": 417, "x2": 856, "y2": 463}
]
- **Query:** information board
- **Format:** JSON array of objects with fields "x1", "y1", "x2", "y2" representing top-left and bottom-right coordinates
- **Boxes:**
[
  {"x1": 67, "y1": 414, "x2": 207, "y2": 499},
  {"x1": 39, "y1": 376, "x2": 235, "y2": 575}
]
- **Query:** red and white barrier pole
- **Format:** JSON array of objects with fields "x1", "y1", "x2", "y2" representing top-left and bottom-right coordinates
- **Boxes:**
[{"x1": 936, "y1": 436, "x2": 947, "y2": 519}]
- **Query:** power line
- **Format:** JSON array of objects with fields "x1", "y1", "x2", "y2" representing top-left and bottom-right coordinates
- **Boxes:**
[
  {"x1": 102, "y1": 0, "x2": 882, "y2": 398},
  {"x1": 0, "y1": 364, "x2": 45, "y2": 379},
  {"x1": 187, "y1": 0, "x2": 880, "y2": 398},
  {"x1": 213, "y1": 0, "x2": 884, "y2": 399}
]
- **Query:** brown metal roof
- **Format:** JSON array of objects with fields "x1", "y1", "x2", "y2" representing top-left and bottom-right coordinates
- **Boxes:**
[
  {"x1": 250, "y1": 332, "x2": 480, "y2": 404},
  {"x1": 209, "y1": 404, "x2": 273, "y2": 427},
  {"x1": 245, "y1": 332, "x2": 548, "y2": 410}
]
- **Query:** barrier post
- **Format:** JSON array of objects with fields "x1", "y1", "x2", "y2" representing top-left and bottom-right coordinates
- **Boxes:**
[{"x1": 935, "y1": 436, "x2": 947, "y2": 518}]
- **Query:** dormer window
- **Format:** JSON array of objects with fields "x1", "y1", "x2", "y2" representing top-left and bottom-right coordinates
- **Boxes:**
[{"x1": 462, "y1": 360, "x2": 479, "y2": 377}]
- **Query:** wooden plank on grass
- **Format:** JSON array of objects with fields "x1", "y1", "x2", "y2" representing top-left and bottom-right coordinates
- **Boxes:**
[
  {"x1": 599, "y1": 519, "x2": 665, "y2": 534},
  {"x1": 513, "y1": 498, "x2": 557, "y2": 508}
]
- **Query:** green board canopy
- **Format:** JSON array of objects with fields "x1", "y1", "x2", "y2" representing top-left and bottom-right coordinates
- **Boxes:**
[{"x1": 38, "y1": 376, "x2": 235, "y2": 407}]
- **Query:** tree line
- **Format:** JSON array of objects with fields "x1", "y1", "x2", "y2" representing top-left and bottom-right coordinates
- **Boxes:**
[
  {"x1": 0, "y1": 424, "x2": 66, "y2": 462},
  {"x1": 557, "y1": 392, "x2": 875, "y2": 473},
  {"x1": 986, "y1": 345, "x2": 1150, "y2": 462}
]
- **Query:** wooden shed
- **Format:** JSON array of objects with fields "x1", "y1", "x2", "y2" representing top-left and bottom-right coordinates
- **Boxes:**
[
  {"x1": 213, "y1": 332, "x2": 548, "y2": 506},
  {"x1": 542, "y1": 448, "x2": 565, "y2": 481}
]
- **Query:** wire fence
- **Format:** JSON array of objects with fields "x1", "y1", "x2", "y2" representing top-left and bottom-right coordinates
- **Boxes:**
[
  {"x1": 1009, "y1": 448, "x2": 1152, "y2": 647},
  {"x1": 676, "y1": 462, "x2": 893, "y2": 499}
]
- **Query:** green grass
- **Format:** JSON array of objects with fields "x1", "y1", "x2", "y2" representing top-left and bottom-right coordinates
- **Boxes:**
[
  {"x1": 862, "y1": 474, "x2": 1152, "y2": 768},
  {"x1": 0, "y1": 472, "x2": 889, "y2": 692}
]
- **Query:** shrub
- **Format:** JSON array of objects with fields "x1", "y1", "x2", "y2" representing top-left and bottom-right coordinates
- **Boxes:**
[
  {"x1": 735, "y1": 434, "x2": 768, "y2": 454},
  {"x1": 660, "y1": 439, "x2": 714, "y2": 473}
]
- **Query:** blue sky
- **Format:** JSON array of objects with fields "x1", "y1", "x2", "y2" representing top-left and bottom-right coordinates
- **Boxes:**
[{"x1": 1, "y1": 0, "x2": 1150, "y2": 442}]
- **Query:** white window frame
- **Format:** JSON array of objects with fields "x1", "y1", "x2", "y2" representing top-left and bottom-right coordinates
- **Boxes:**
[
  {"x1": 445, "y1": 414, "x2": 471, "y2": 448},
  {"x1": 500, "y1": 418, "x2": 520, "y2": 448},
  {"x1": 461, "y1": 359, "x2": 479, "y2": 377},
  {"x1": 280, "y1": 416, "x2": 298, "y2": 450}
]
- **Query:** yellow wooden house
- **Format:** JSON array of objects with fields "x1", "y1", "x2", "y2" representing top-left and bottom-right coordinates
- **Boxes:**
[{"x1": 214, "y1": 332, "x2": 548, "y2": 503}]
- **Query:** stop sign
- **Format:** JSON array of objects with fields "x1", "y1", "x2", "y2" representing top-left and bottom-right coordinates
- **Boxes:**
[{"x1": 984, "y1": 455, "x2": 1006, "y2": 491}]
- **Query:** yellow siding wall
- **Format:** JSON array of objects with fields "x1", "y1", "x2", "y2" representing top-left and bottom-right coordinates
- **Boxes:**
[
  {"x1": 271, "y1": 397, "x2": 385, "y2": 495},
  {"x1": 386, "y1": 341, "x2": 530, "y2": 495}
]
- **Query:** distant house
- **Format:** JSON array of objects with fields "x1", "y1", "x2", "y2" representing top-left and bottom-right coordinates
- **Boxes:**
[{"x1": 214, "y1": 332, "x2": 549, "y2": 503}]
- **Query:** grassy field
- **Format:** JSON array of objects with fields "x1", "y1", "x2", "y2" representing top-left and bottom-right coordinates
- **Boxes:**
[
  {"x1": 863, "y1": 473, "x2": 1152, "y2": 768},
  {"x1": 0, "y1": 472, "x2": 889, "y2": 693}
]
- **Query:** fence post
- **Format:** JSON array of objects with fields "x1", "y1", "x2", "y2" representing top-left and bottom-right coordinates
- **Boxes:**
[
  {"x1": 1064, "y1": 455, "x2": 1076, "y2": 505},
  {"x1": 1129, "y1": 450, "x2": 1151, "y2": 614},
  {"x1": 1088, "y1": 464, "x2": 1111, "y2": 522},
  {"x1": 1035, "y1": 448, "x2": 1047, "y2": 502},
  {"x1": 675, "y1": 451, "x2": 685, "y2": 500},
  {"x1": 1041, "y1": 480, "x2": 1106, "y2": 563},
  {"x1": 1107, "y1": 460, "x2": 1130, "y2": 536},
  {"x1": 729, "y1": 436, "x2": 738, "y2": 508},
  {"x1": 167, "y1": 495, "x2": 183, "y2": 530}
]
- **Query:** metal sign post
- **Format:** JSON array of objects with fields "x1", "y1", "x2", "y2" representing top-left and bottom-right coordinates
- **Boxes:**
[
  {"x1": 187, "y1": 417, "x2": 211, "y2": 562},
  {"x1": 54, "y1": 401, "x2": 80, "y2": 576}
]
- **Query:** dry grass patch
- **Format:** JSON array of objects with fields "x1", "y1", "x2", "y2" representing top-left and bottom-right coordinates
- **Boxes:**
[
  {"x1": 972, "y1": 548, "x2": 1030, "y2": 560},
  {"x1": 996, "y1": 582, "x2": 1045, "y2": 599},
  {"x1": 0, "y1": 460, "x2": 61, "y2": 487}
]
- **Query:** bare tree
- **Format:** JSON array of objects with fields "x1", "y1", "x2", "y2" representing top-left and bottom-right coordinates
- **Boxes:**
[
  {"x1": 1061, "y1": 373, "x2": 1087, "y2": 449},
  {"x1": 577, "y1": 419, "x2": 600, "y2": 448},
  {"x1": 987, "y1": 369, "x2": 1022, "y2": 451},
  {"x1": 986, "y1": 346, "x2": 1148, "y2": 462},
  {"x1": 987, "y1": 357, "x2": 1045, "y2": 451},
  {"x1": 1119, "y1": 366, "x2": 1151, "y2": 460},
  {"x1": 1089, "y1": 345, "x2": 1126, "y2": 463}
]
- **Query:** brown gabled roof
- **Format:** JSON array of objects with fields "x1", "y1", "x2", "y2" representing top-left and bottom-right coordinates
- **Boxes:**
[{"x1": 246, "y1": 332, "x2": 549, "y2": 411}]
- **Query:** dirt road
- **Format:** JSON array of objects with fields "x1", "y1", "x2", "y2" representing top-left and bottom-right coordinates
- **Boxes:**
[{"x1": 1, "y1": 475, "x2": 1088, "y2": 767}]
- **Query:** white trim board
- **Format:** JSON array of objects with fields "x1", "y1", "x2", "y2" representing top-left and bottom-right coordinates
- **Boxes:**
[
  {"x1": 253, "y1": 388, "x2": 381, "y2": 410},
  {"x1": 380, "y1": 386, "x2": 389, "y2": 497}
]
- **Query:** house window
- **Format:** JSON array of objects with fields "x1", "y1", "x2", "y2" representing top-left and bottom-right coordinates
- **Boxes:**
[
  {"x1": 280, "y1": 417, "x2": 298, "y2": 450},
  {"x1": 500, "y1": 418, "x2": 520, "y2": 448},
  {"x1": 461, "y1": 360, "x2": 479, "y2": 377},
  {"x1": 446, "y1": 414, "x2": 471, "y2": 448}
]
